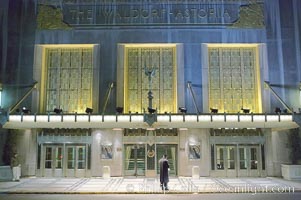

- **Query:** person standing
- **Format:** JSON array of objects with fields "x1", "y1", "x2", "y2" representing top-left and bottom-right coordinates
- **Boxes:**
[
  {"x1": 159, "y1": 154, "x2": 169, "y2": 190},
  {"x1": 11, "y1": 153, "x2": 21, "y2": 181}
]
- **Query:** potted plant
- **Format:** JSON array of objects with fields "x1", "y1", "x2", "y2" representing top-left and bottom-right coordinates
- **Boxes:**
[{"x1": 281, "y1": 128, "x2": 301, "y2": 180}]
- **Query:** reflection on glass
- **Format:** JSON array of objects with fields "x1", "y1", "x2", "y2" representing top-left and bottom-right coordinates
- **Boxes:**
[
  {"x1": 239, "y1": 148, "x2": 247, "y2": 169},
  {"x1": 77, "y1": 147, "x2": 86, "y2": 169},
  {"x1": 56, "y1": 147, "x2": 63, "y2": 169},
  {"x1": 156, "y1": 144, "x2": 177, "y2": 175},
  {"x1": 250, "y1": 148, "x2": 258, "y2": 169},
  {"x1": 216, "y1": 147, "x2": 224, "y2": 170},
  {"x1": 45, "y1": 147, "x2": 52, "y2": 169},
  {"x1": 68, "y1": 147, "x2": 75, "y2": 169},
  {"x1": 124, "y1": 145, "x2": 146, "y2": 176},
  {"x1": 227, "y1": 147, "x2": 235, "y2": 170}
]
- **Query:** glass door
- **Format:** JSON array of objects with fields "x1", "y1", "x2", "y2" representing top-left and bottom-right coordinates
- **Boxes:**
[
  {"x1": 124, "y1": 144, "x2": 146, "y2": 176},
  {"x1": 215, "y1": 145, "x2": 236, "y2": 177},
  {"x1": 238, "y1": 145, "x2": 260, "y2": 177},
  {"x1": 156, "y1": 144, "x2": 177, "y2": 176},
  {"x1": 43, "y1": 145, "x2": 63, "y2": 177},
  {"x1": 66, "y1": 146, "x2": 87, "y2": 177},
  {"x1": 76, "y1": 146, "x2": 86, "y2": 177}
]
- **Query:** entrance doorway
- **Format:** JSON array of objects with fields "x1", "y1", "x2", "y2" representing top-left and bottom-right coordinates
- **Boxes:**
[
  {"x1": 156, "y1": 144, "x2": 177, "y2": 176},
  {"x1": 123, "y1": 144, "x2": 177, "y2": 176},
  {"x1": 214, "y1": 144, "x2": 261, "y2": 177},
  {"x1": 124, "y1": 144, "x2": 146, "y2": 176},
  {"x1": 42, "y1": 145, "x2": 88, "y2": 177},
  {"x1": 238, "y1": 145, "x2": 260, "y2": 177},
  {"x1": 66, "y1": 146, "x2": 87, "y2": 177},
  {"x1": 43, "y1": 145, "x2": 63, "y2": 177}
]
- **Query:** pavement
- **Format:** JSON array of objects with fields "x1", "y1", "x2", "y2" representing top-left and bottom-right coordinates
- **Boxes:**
[{"x1": 0, "y1": 177, "x2": 301, "y2": 194}]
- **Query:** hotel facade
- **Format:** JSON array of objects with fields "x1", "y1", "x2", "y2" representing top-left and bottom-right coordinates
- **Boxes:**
[{"x1": 0, "y1": 0, "x2": 301, "y2": 179}]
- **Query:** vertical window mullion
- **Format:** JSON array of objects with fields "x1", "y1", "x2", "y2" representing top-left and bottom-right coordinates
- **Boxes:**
[{"x1": 219, "y1": 48, "x2": 224, "y2": 112}]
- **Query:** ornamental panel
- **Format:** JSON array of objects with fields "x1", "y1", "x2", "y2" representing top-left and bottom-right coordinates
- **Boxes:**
[
  {"x1": 125, "y1": 46, "x2": 176, "y2": 113},
  {"x1": 45, "y1": 47, "x2": 93, "y2": 113},
  {"x1": 208, "y1": 46, "x2": 259, "y2": 113}
]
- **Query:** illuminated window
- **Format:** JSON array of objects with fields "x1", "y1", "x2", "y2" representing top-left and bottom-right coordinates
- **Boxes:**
[
  {"x1": 124, "y1": 45, "x2": 177, "y2": 113},
  {"x1": 42, "y1": 46, "x2": 94, "y2": 113},
  {"x1": 207, "y1": 45, "x2": 261, "y2": 113}
]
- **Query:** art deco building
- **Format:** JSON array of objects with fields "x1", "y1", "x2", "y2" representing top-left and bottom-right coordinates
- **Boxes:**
[{"x1": 0, "y1": 0, "x2": 301, "y2": 179}]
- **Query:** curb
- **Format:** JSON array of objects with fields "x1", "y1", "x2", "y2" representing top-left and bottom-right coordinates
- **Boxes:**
[{"x1": 2, "y1": 190, "x2": 301, "y2": 195}]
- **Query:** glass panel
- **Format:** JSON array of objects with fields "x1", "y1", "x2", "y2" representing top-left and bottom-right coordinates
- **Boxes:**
[
  {"x1": 77, "y1": 147, "x2": 86, "y2": 169},
  {"x1": 45, "y1": 48, "x2": 93, "y2": 113},
  {"x1": 156, "y1": 144, "x2": 177, "y2": 175},
  {"x1": 216, "y1": 146, "x2": 224, "y2": 170},
  {"x1": 55, "y1": 147, "x2": 63, "y2": 169},
  {"x1": 239, "y1": 148, "x2": 247, "y2": 170},
  {"x1": 227, "y1": 146, "x2": 235, "y2": 170},
  {"x1": 208, "y1": 47, "x2": 258, "y2": 113},
  {"x1": 126, "y1": 46, "x2": 176, "y2": 113},
  {"x1": 136, "y1": 145, "x2": 145, "y2": 176},
  {"x1": 250, "y1": 148, "x2": 258, "y2": 169},
  {"x1": 67, "y1": 147, "x2": 75, "y2": 169},
  {"x1": 124, "y1": 144, "x2": 146, "y2": 176},
  {"x1": 88, "y1": 145, "x2": 91, "y2": 170},
  {"x1": 45, "y1": 147, "x2": 52, "y2": 169},
  {"x1": 37, "y1": 144, "x2": 41, "y2": 169},
  {"x1": 261, "y1": 144, "x2": 265, "y2": 170},
  {"x1": 124, "y1": 145, "x2": 134, "y2": 175},
  {"x1": 211, "y1": 144, "x2": 215, "y2": 170}
]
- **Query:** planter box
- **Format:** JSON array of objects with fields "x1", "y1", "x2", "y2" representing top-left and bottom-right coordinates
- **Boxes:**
[
  {"x1": 0, "y1": 166, "x2": 13, "y2": 181},
  {"x1": 281, "y1": 164, "x2": 301, "y2": 180}
]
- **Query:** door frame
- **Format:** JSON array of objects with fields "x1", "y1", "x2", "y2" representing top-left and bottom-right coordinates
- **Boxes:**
[
  {"x1": 212, "y1": 144, "x2": 262, "y2": 177},
  {"x1": 123, "y1": 144, "x2": 146, "y2": 177},
  {"x1": 42, "y1": 145, "x2": 64, "y2": 177},
  {"x1": 123, "y1": 143, "x2": 178, "y2": 177},
  {"x1": 41, "y1": 144, "x2": 88, "y2": 178},
  {"x1": 238, "y1": 145, "x2": 261, "y2": 177},
  {"x1": 65, "y1": 145, "x2": 87, "y2": 178}
]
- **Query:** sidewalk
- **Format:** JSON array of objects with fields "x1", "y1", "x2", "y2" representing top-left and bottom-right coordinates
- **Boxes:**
[{"x1": 0, "y1": 177, "x2": 301, "y2": 194}]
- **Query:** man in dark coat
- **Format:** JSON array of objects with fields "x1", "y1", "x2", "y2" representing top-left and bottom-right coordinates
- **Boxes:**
[{"x1": 159, "y1": 154, "x2": 169, "y2": 190}]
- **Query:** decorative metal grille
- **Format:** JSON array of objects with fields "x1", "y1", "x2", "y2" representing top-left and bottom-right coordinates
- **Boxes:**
[
  {"x1": 125, "y1": 47, "x2": 176, "y2": 113},
  {"x1": 208, "y1": 47, "x2": 258, "y2": 113},
  {"x1": 45, "y1": 48, "x2": 93, "y2": 113}
]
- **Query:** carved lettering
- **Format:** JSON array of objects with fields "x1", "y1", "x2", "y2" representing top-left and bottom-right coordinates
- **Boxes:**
[
  {"x1": 184, "y1": 9, "x2": 190, "y2": 18},
  {"x1": 132, "y1": 9, "x2": 139, "y2": 18},
  {"x1": 141, "y1": 9, "x2": 150, "y2": 18},
  {"x1": 152, "y1": 9, "x2": 159, "y2": 19},
  {"x1": 198, "y1": 9, "x2": 207, "y2": 18},
  {"x1": 59, "y1": 2, "x2": 254, "y2": 26},
  {"x1": 175, "y1": 10, "x2": 184, "y2": 20}
]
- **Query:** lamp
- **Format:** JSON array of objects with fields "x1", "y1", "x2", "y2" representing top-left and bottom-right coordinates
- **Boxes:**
[
  {"x1": 275, "y1": 107, "x2": 281, "y2": 114},
  {"x1": 241, "y1": 108, "x2": 250, "y2": 114},
  {"x1": 148, "y1": 107, "x2": 156, "y2": 114},
  {"x1": 22, "y1": 107, "x2": 30, "y2": 114},
  {"x1": 85, "y1": 107, "x2": 93, "y2": 114},
  {"x1": 210, "y1": 108, "x2": 218, "y2": 113},
  {"x1": 179, "y1": 107, "x2": 187, "y2": 113},
  {"x1": 116, "y1": 107, "x2": 123, "y2": 114},
  {"x1": 53, "y1": 108, "x2": 63, "y2": 114}
]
